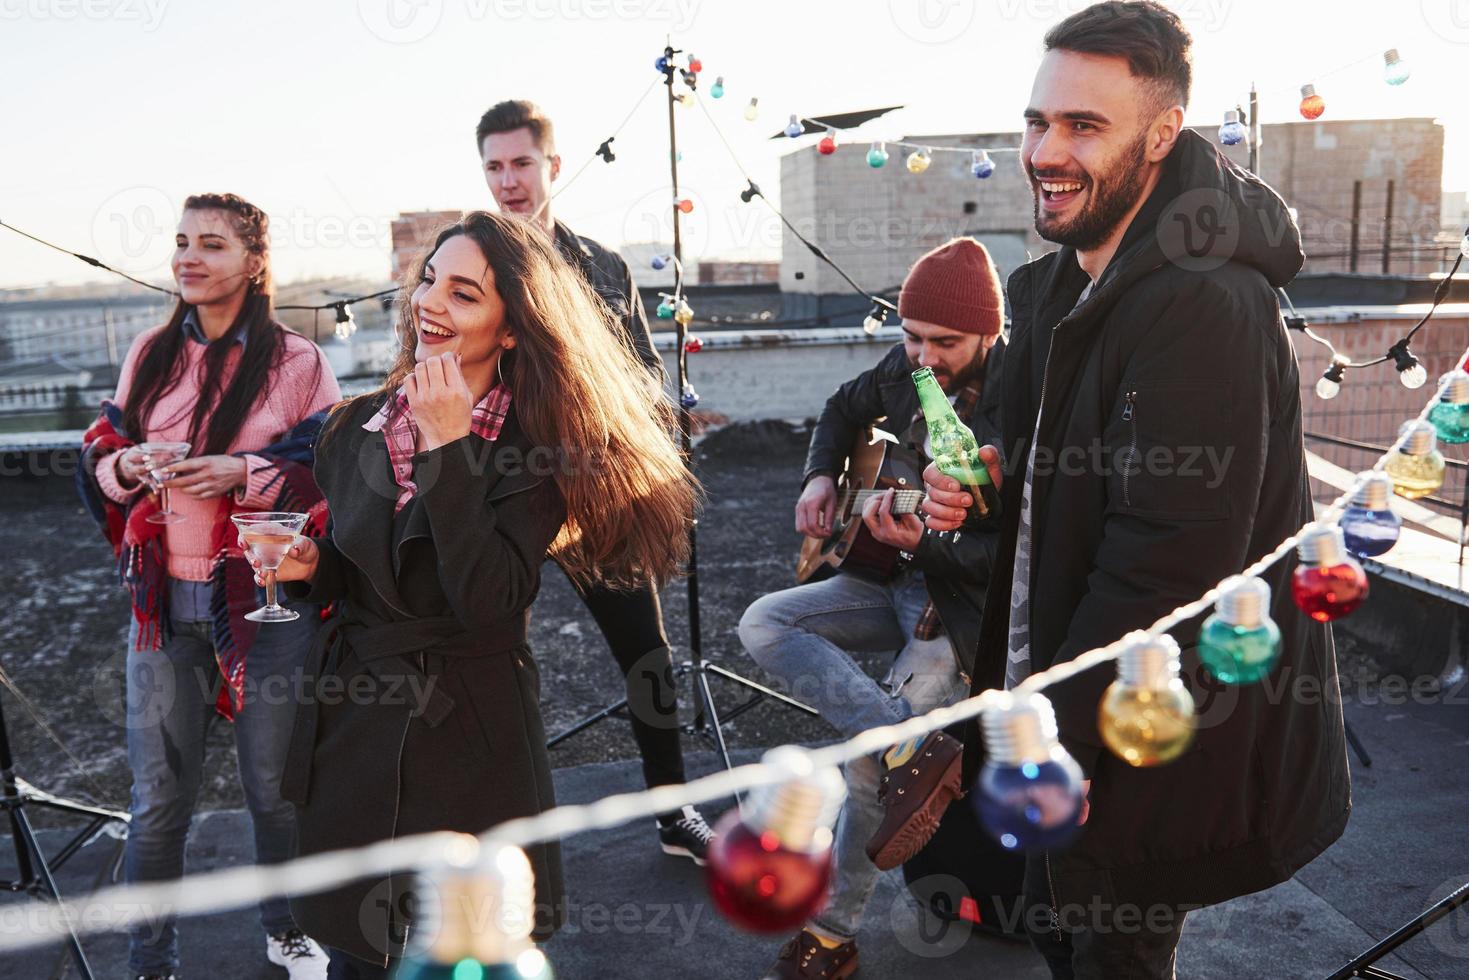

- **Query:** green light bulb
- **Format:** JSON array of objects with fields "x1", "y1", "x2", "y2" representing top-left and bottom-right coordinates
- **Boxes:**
[
  {"x1": 1429, "y1": 370, "x2": 1469, "y2": 444},
  {"x1": 1198, "y1": 576, "x2": 1281, "y2": 685}
]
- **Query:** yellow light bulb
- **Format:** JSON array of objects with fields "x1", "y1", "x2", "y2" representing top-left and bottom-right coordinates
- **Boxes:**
[
  {"x1": 1384, "y1": 420, "x2": 1446, "y2": 499},
  {"x1": 1099, "y1": 683, "x2": 1196, "y2": 766},
  {"x1": 674, "y1": 301, "x2": 695, "y2": 326},
  {"x1": 905, "y1": 147, "x2": 931, "y2": 174},
  {"x1": 1098, "y1": 632, "x2": 1196, "y2": 767}
]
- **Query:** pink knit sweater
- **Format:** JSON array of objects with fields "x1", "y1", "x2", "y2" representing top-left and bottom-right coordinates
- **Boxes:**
[{"x1": 96, "y1": 322, "x2": 342, "y2": 582}]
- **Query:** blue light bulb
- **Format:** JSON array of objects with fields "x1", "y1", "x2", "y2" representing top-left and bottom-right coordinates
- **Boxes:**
[
  {"x1": 651, "y1": 254, "x2": 669, "y2": 271},
  {"x1": 654, "y1": 55, "x2": 669, "y2": 73},
  {"x1": 1219, "y1": 110, "x2": 1247, "y2": 146},
  {"x1": 710, "y1": 76, "x2": 725, "y2": 99},
  {"x1": 972, "y1": 692, "x2": 1085, "y2": 851},
  {"x1": 971, "y1": 149, "x2": 995, "y2": 178},
  {"x1": 784, "y1": 115, "x2": 804, "y2": 139},
  {"x1": 1340, "y1": 471, "x2": 1401, "y2": 559},
  {"x1": 680, "y1": 385, "x2": 700, "y2": 409}
]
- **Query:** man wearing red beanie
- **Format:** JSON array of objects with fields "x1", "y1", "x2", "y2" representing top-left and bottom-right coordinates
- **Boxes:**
[{"x1": 738, "y1": 238, "x2": 1007, "y2": 978}]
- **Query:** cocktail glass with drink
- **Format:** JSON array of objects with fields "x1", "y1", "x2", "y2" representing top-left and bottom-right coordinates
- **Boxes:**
[
  {"x1": 139, "y1": 441, "x2": 192, "y2": 525},
  {"x1": 231, "y1": 512, "x2": 310, "y2": 623}
]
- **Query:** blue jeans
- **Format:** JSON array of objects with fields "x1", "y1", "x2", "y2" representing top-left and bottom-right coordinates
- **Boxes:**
[
  {"x1": 738, "y1": 569, "x2": 968, "y2": 941},
  {"x1": 123, "y1": 579, "x2": 317, "y2": 974}
]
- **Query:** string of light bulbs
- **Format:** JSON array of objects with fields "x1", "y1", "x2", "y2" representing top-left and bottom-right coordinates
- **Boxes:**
[
  {"x1": 3, "y1": 332, "x2": 1464, "y2": 962},
  {"x1": 1291, "y1": 229, "x2": 1469, "y2": 401}
]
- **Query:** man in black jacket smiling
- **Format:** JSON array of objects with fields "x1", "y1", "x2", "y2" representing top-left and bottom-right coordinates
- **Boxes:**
[
  {"x1": 740, "y1": 238, "x2": 1006, "y2": 979},
  {"x1": 922, "y1": 3, "x2": 1350, "y2": 978}
]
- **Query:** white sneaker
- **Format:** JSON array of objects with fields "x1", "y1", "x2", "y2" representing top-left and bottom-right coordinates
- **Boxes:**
[{"x1": 266, "y1": 929, "x2": 329, "y2": 979}]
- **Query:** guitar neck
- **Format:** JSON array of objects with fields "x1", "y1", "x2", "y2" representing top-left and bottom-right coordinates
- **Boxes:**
[{"x1": 841, "y1": 487, "x2": 924, "y2": 516}]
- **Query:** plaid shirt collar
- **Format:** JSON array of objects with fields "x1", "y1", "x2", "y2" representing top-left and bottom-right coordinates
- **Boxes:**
[{"x1": 363, "y1": 382, "x2": 512, "y2": 512}]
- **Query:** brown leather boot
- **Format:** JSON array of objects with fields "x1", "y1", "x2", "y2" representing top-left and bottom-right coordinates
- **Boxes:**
[
  {"x1": 864, "y1": 730, "x2": 964, "y2": 871},
  {"x1": 760, "y1": 929, "x2": 859, "y2": 979}
]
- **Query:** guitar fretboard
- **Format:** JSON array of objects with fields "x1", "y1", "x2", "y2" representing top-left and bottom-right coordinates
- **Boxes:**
[{"x1": 839, "y1": 487, "x2": 924, "y2": 517}]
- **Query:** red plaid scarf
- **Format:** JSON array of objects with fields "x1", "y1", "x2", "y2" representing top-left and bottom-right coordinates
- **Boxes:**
[
  {"x1": 913, "y1": 378, "x2": 984, "y2": 641},
  {"x1": 363, "y1": 383, "x2": 512, "y2": 512},
  {"x1": 78, "y1": 403, "x2": 329, "y2": 719}
]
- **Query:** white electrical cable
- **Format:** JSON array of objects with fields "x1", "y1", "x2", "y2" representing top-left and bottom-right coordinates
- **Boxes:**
[{"x1": 2, "y1": 342, "x2": 1462, "y2": 959}]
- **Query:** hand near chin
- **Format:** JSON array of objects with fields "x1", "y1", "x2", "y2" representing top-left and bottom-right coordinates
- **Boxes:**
[{"x1": 406, "y1": 352, "x2": 473, "y2": 452}]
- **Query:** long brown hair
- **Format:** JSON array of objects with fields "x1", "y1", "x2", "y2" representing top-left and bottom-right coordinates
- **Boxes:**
[
  {"x1": 122, "y1": 193, "x2": 321, "y2": 454},
  {"x1": 336, "y1": 210, "x2": 698, "y2": 588}
]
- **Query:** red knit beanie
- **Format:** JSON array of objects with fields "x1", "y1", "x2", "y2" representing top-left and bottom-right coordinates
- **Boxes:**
[{"x1": 897, "y1": 238, "x2": 1004, "y2": 335}]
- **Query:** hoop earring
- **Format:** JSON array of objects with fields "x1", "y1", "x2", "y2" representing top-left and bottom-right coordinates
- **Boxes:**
[{"x1": 497, "y1": 348, "x2": 510, "y2": 389}]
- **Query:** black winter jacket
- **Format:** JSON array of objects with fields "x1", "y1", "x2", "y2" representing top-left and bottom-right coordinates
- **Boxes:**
[
  {"x1": 280, "y1": 398, "x2": 568, "y2": 966},
  {"x1": 802, "y1": 339, "x2": 1006, "y2": 682},
  {"x1": 963, "y1": 130, "x2": 1350, "y2": 912}
]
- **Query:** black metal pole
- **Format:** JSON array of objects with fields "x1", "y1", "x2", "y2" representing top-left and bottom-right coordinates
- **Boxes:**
[
  {"x1": 1247, "y1": 82, "x2": 1260, "y2": 175},
  {"x1": 662, "y1": 43, "x2": 706, "y2": 726}
]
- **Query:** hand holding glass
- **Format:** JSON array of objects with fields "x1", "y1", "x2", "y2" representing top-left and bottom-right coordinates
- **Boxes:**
[
  {"x1": 139, "y1": 441, "x2": 192, "y2": 525},
  {"x1": 232, "y1": 512, "x2": 310, "y2": 622}
]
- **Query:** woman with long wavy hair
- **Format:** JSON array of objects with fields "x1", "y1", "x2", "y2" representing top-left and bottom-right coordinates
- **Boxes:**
[
  {"x1": 77, "y1": 192, "x2": 341, "y2": 980},
  {"x1": 260, "y1": 210, "x2": 700, "y2": 978}
]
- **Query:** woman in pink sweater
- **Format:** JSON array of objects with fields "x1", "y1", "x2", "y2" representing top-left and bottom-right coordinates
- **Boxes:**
[{"x1": 82, "y1": 192, "x2": 340, "y2": 980}]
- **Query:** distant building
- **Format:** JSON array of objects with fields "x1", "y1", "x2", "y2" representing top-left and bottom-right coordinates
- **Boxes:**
[
  {"x1": 1444, "y1": 190, "x2": 1469, "y2": 238},
  {"x1": 780, "y1": 117, "x2": 1448, "y2": 316},
  {"x1": 697, "y1": 260, "x2": 780, "y2": 286},
  {"x1": 390, "y1": 211, "x2": 461, "y2": 281}
]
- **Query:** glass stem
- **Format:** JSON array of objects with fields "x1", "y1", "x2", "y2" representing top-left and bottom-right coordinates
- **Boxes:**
[
  {"x1": 159, "y1": 484, "x2": 169, "y2": 514},
  {"x1": 264, "y1": 568, "x2": 279, "y2": 609}
]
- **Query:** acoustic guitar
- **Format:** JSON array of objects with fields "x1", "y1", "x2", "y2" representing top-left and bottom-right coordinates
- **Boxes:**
[{"x1": 795, "y1": 423, "x2": 925, "y2": 584}]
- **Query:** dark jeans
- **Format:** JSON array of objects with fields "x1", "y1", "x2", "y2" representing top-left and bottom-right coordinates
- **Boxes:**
[
  {"x1": 564, "y1": 572, "x2": 688, "y2": 808},
  {"x1": 122, "y1": 581, "x2": 317, "y2": 974},
  {"x1": 1022, "y1": 854, "x2": 1187, "y2": 980}
]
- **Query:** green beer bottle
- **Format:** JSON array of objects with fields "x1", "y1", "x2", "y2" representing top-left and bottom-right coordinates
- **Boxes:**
[{"x1": 912, "y1": 366, "x2": 1001, "y2": 520}]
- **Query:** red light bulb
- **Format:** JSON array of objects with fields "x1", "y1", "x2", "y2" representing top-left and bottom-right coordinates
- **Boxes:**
[
  {"x1": 688, "y1": 55, "x2": 702, "y2": 73},
  {"x1": 818, "y1": 129, "x2": 837, "y2": 155},
  {"x1": 677, "y1": 199, "x2": 694, "y2": 214},
  {"x1": 1290, "y1": 523, "x2": 1368, "y2": 622},
  {"x1": 684, "y1": 335, "x2": 703, "y2": 353},
  {"x1": 703, "y1": 748, "x2": 845, "y2": 934},
  {"x1": 1299, "y1": 84, "x2": 1325, "y2": 120}
]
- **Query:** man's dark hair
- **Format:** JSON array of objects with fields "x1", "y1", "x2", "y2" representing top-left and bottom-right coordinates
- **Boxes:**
[
  {"x1": 475, "y1": 99, "x2": 556, "y2": 155},
  {"x1": 1044, "y1": 1, "x2": 1192, "y2": 112}
]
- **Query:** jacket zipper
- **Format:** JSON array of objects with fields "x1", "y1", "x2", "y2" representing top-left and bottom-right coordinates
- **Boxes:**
[
  {"x1": 1045, "y1": 851, "x2": 1061, "y2": 940},
  {"x1": 1121, "y1": 390, "x2": 1138, "y2": 507},
  {"x1": 381, "y1": 652, "x2": 421, "y2": 964}
]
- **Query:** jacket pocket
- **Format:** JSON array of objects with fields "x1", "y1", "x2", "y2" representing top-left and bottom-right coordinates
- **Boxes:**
[{"x1": 1109, "y1": 379, "x2": 1233, "y2": 522}]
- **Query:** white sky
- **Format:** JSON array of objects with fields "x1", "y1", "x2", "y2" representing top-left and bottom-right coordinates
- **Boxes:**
[{"x1": 2, "y1": 0, "x2": 1465, "y2": 290}]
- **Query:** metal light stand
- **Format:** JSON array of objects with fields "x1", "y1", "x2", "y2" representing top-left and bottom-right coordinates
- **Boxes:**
[
  {"x1": 547, "y1": 43, "x2": 817, "y2": 775},
  {"x1": 658, "y1": 41, "x2": 817, "y2": 775},
  {"x1": 0, "y1": 687, "x2": 129, "y2": 980},
  {"x1": 1324, "y1": 881, "x2": 1469, "y2": 979}
]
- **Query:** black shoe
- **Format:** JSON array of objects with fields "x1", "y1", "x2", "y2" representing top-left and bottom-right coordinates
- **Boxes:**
[{"x1": 657, "y1": 805, "x2": 715, "y2": 865}]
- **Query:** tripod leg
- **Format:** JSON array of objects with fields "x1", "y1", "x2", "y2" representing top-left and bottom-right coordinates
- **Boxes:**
[
  {"x1": 1325, "y1": 880, "x2": 1469, "y2": 980},
  {"x1": 690, "y1": 667, "x2": 741, "y2": 802},
  {"x1": 1344, "y1": 720, "x2": 1372, "y2": 768},
  {"x1": 10, "y1": 805, "x2": 94, "y2": 980}
]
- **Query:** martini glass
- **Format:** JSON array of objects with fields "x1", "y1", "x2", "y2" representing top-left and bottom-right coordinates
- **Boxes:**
[
  {"x1": 139, "y1": 441, "x2": 192, "y2": 525},
  {"x1": 231, "y1": 512, "x2": 310, "y2": 622}
]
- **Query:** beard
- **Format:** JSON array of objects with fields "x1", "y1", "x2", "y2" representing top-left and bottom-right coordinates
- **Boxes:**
[
  {"x1": 1031, "y1": 128, "x2": 1150, "y2": 251},
  {"x1": 911, "y1": 343, "x2": 990, "y2": 394}
]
